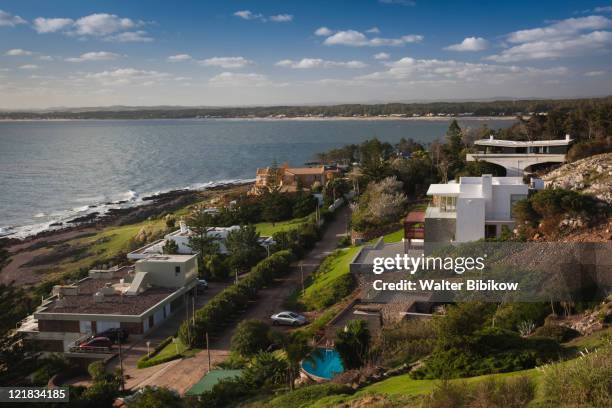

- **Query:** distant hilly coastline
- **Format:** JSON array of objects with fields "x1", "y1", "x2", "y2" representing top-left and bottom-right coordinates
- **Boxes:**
[{"x1": 1, "y1": 96, "x2": 611, "y2": 120}]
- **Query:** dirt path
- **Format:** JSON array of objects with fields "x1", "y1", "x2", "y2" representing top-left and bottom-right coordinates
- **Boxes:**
[{"x1": 120, "y1": 207, "x2": 350, "y2": 394}]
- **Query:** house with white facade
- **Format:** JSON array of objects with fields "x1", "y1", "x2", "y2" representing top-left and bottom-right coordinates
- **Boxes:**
[
  {"x1": 128, "y1": 221, "x2": 274, "y2": 260},
  {"x1": 16, "y1": 255, "x2": 198, "y2": 358},
  {"x1": 425, "y1": 175, "x2": 529, "y2": 243},
  {"x1": 466, "y1": 134, "x2": 573, "y2": 176}
]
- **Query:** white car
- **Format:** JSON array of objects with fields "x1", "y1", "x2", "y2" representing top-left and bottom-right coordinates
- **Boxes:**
[{"x1": 271, "y1": 311, "x2": 308, "y2": 326}]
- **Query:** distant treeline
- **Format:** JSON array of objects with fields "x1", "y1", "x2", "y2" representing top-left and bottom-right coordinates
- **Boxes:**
[{"x1": 2, "y1": 96, "x2": 612, "y2": 120}]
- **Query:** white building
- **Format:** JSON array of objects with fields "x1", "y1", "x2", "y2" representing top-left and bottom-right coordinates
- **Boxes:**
[
  {"x1": 425, "y1": 175, "x2": 529, "y2": 242},
  {"x1": 128, "y1": 221, "x2": 274, "y2": 260},
  {"x1": 466, "y1": 135, "x2": 573, "y2": 176}
]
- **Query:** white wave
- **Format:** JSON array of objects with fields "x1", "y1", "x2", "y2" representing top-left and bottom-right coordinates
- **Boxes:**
[{"x1": 33, "y1": 212, "x2": 46, "y2": 218}]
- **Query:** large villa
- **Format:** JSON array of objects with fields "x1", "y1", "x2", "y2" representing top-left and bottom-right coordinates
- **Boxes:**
[
  {"x1": 467, "y1": 134, "x2": 573, "y2": 176},
  {"x1": 250, "y1": 163, "x2": 339, "y2": 195}
]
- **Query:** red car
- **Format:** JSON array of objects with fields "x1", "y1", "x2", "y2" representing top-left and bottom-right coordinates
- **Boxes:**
[{"x1": 78, "y1": 337, "x2": 113, "y2": 351}]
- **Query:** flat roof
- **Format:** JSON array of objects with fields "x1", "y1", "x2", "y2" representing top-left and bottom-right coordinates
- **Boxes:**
[
  {"x1": 427, "y1": 184, "x2": 460, "y2": 195},
  {"x1": 135, "y1": 254, "x2": 197, "y2": 263},
  {"x1": 474, "y1": 138, "x2": 573, "y2": 147},
  {"x1": 35, "y1": 266, "x2": 178, "y2": 316}
]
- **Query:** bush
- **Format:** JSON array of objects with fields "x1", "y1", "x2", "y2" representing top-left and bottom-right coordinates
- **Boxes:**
[
  {"x1": 335, "y1": 320, "x2": 371, "y2": 370},
  {"x1": 128, "y1": 386, "x2": 182, "y2": 408},
  {"x1": 422, "y1": 376, "x2": 536, "y2": 408},
  {"x1": 533, "y1": 324, "x2": 580, "y2": 343},
  {"x1": 196, "y1": 377, "x2": 252, "y2": 407},
  {"x1": 242, "y1": 352, "x2": 288, "y2": 389},
  {"x1": 541, "y1": 342, "x2": 611, "y2": 407},
  {"x1": 136, "y1": 336, "x2": 178, "y2": 369},
  {"x1": 231, "y1": 320, "x2": 272, "y2": 358},
  {"x1": 265, "y1": 383, "x2": 353, "y2": 408},
  {"x1": 378, "y1": 319, "x2": 436, "y2": 367}
]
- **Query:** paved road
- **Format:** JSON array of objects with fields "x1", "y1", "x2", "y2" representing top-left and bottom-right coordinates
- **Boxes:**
[{"x1": 113, "y1": 207, "x2": 350, "y2": 394}]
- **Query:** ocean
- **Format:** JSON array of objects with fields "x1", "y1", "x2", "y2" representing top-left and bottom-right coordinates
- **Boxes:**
[{"x1": 0, "y1": 118, "x2": 514, "y2": 238}]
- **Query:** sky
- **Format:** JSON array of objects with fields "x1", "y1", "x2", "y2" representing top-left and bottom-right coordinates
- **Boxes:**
[{"x1": 1, "y1": 0, "x2": 612, "y2": 109}]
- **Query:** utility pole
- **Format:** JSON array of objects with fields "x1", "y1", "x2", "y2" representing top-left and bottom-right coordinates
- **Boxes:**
[
  {"x1": 300, "y1": 263, "x2": 305, "y2": 296},
  {"x1": 192, "y1": 296, "x2": 196, "y2": 327},
  {"x1": 206, "y1": 332, "x2": 211, "y2": 372},
  {"x1": 118, "y1": 336, "x2": 125, "y2": 392}
]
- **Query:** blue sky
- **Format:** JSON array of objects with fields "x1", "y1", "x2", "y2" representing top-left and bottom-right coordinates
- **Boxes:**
[{"x1": 1, "y1": 0, "x2": 612, "y2": 108}]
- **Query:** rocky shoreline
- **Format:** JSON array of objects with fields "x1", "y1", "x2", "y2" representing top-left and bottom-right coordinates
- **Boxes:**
[{"x1": 0, "y1": 181, "x2": 253, "y2": 247}]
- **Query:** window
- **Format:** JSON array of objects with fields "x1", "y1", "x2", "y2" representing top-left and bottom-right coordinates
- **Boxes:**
[
  {"x1": 435, "y1": 195, "x2": 456, "y2": 212},
  {"x1": 175, "y1": 266, "x2": 181, "y2": 276},
  {"x1": 510, "y1": 194, "x2": 527, "y2": 210}
]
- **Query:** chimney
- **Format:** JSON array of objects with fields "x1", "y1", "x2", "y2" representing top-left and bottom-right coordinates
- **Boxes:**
[
  {"x1": 93, "y1": 292, "x2": 105, "y2": 303},
  {"x1": 565, "y1": 134, "x2": 571, "y2": 141},
  {"x1": 489, "y1": 134, "x2": 494, "y2": 141},
  {"x1": 179, "y1": 220, "x2": 188, "y2": 233}
]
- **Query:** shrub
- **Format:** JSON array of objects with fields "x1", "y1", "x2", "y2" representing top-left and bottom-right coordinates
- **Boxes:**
[
  {"x1": 533, "y1": 324, "x2": 580, "y2": 343},
  {"x1": 541, "y1": 342, "x2": 611, "y2": 407},
  {"x1": 422, "y1": 376, "x2": 536, "y2": 408},
  {"x1": 378, "y1": 319, "x2": 436, "y2": 367},
  {"x1": 231, "y1": 320, "x2": 272, "y2": 358},
  {"x1": 128, "y1": 386, "x2": 182, "y2": 408},
  {"x1": 196, "y1": 377, "x2": 252, "y2": 407},
  {"x1": 265, "y1": 383, "x2": 353, "y2": 408},
  {"x1": 335, "y1": 319, "x2": 371, "y2": 370},
  {"x1": 242, "y1": 352, "x2": 288, "y2": 389}
]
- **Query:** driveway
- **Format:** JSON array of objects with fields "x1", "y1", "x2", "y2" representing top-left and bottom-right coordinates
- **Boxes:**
[{"x1": 114, "y1": 207, "x2": 350, "y2": 394}]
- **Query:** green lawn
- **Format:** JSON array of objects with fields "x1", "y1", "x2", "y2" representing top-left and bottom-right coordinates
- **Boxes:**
[
  {"x1": 255, "y1": 215, "x2": 312, "y2": 236},
  {"x1": 382, "y1": 228, "x2": 404, "y2": 243},
  {"x1": 299, "y1": 245, "x2": 361, "y2": 309},
  {"x1": 141, "y1": 337, "x2": 200, "y2": 367}
]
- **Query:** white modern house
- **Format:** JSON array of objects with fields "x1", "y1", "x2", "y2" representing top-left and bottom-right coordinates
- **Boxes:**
[
  {"x1": 128, "y1": 221, "x2": 274, "y2": 260},
  {"x1": 466, "y1": 134, "x2": 573, "y2": 176},
  {"x1": 425, "y1": 175, "x2": 529, "y2": 242}
]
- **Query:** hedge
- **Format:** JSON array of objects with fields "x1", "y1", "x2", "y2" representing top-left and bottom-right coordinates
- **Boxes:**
[
  {"x1": 179, "y1": 250, "x2": 295, "y2": 347},
  {"x1": 136, "y1": 336, "x2": 176, "y2": 368}
]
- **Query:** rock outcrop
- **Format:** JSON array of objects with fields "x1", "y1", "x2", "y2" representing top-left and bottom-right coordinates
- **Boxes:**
[{"x1": 543, "y1": 153, "x2": 612, "y2": 204}]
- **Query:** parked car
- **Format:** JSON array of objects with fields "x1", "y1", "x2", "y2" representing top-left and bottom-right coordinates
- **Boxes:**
[
  {"x1": 271, "y1": 311, "x2": 308, "y2": 326},
  {"x1": 77, "y1": 337, "x2": 113, "y2": 351},
  {"x1": 197, "y1": 279, "x2": 209, "y2": 289},
  {"x1": 97, "y1": 327, "x2": 129, "y2": 343}
]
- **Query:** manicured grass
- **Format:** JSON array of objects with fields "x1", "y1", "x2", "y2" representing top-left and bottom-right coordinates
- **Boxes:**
[
  {"x1": 255, "y1": 215, "x2": 312, "y2": 237},
  {"x1": 382, "y1": 228, "x2": 404, "y2": 243},
  {"x1": 141, "y1": 338, "x2": 200, "y2": 367},
  {"x1": 299, "y1": 246, "x2": 361, "y2": 310}
]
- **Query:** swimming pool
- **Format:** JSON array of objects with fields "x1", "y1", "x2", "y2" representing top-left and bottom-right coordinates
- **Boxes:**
[{"x1": 301, "y1": 348, "x2": 345, "y2": 381}]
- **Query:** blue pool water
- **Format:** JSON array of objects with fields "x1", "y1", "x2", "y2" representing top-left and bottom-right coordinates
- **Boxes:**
[{"x1": 301, "y1": 348, "x2": 344, "y2": 380}]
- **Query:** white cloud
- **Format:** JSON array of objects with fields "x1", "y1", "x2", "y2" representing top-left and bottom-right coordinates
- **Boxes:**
[
  {"x1": 234, "y1": 10, "x2": 293, "y2": 23},
  {"x1": 444, "y1": 36, "x2": 489, "y2": 51},
  {"x1": 209, "y1": 72, "x2": 271, "y2": 87},
  {"x1": 167, "y1": 54, "x2": 192, "y2": 62},
  {"x1": 276, "y1": 58, "x2": 367, "y2": 69},
  {"x1": 39, "y1": 55, "x2": 54, "y2": 61},
  {"x1": 374, "y1": 52, "x2": 390, "y2": 60},
  {"x1": 199, "y1": 56, "x2": 253, "y2": 68},
  {"x1": 19, "y1": 64, "x2": 39, "y2": 70},
  {"x1": 507, "y1": 16, "x2": 612, "y2": 43},
  {"x1": 584, "y1": 70, "x2": 606, "y2": 76},
  {"x1": 33, "y1": 17, "x2": 74, "y2": 33},
  {"x1": 485, "y1": 16, "x2": 612, "y2": 62},
  {"x1": 32, "y1": 13, "x2": 152, "y2": 42},
  {"x1": 323, "y1": 29, "x2": 423, "y2": 46},
  {"x1": 65, "y1": 51, "x2": 120, "y2": 62},
  {"x1": 86, "y1": 68, "x2": 171, "y2": 86},
  {"x1": 103, "y1": 30, "x2": 153, "y2": 42},
  {"x1": 5, "y1": 49, "x2": 33, "y2": 56},
  {"x1": 366, "y1": 27, "x2": 381, "y2": 34},
  {"x1": 314, "y1": 27, "x2": 333, "y2": 36},
  {"x1": 73, "y1": 13, "x2": 138, "y2": 36},
  {"x1": 269, "y1": 14, "x2": 293, "y2": 23},
  {"x1": 356, "y1": 57, "x2": 569, "y2": 83},
  {"x1": 594, "y1": 6, "x2": 612, "y2": 13},
  {"x1": 487, "y1": 30, "x2": 612, "y2": 62},
  {"x1": 0, "y1": 10, "x2": 26, "y2": 27}
]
